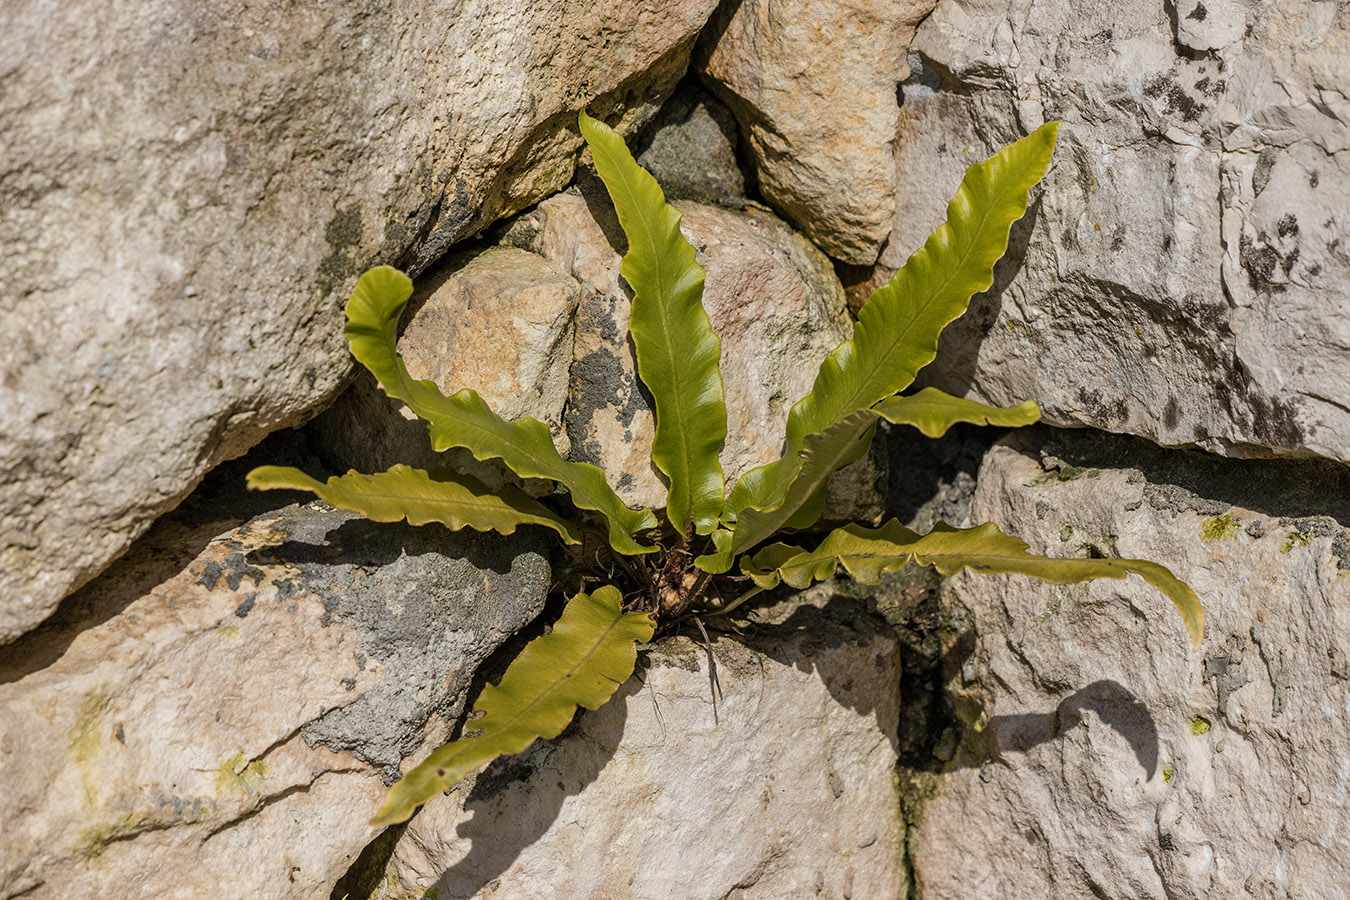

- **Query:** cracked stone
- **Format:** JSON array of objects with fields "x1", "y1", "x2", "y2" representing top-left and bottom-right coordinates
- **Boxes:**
[
  {"x1": 368, "y1": 599, "x2": 904, "y2": 899},
  {"x1": 877, "y1": 0, "x2": 1350, "y2": 462},
  {"x1": 908, "y1": 427, "x2": 1350, "y2": 898},
  {"x1": 0, "y1": 439, "x2": 550, "y2": 900}
]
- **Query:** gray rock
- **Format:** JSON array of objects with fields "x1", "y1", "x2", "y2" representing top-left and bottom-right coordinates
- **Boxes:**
[
  {"x1": 310, "y1": 246, "x2": 581, "y2": 476},
  {"x1": 637, "y1": 80, "x2": 749, "y2": 207},
  {"x1": 698, "y1": 0, "x2": 939, "y2": 264},
  {"x1": 371, "y1": 599, "x2": 904, "y2": 900},
  {"x1": 502, "y1": 188, "x2": 860, "y2": 514},
  {"x1": 883, "y1": 0, "x2": 1350, "y2": 461},
  {"x1": 0, "y1": 0, "x2": 719, "y2": 642},
  {"x1": 0, "y1": 441, "x2": 550, "y2": 900},
  {"x1": 907, "y1": 428, "x2": 1350, "y2": 898}
]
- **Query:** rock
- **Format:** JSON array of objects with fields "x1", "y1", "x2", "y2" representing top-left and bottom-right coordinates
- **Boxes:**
[
  {"x1": 370, "y1": 600, "x2": 904, "y2": 899},
  {"x1": 0, "y1": 0, "x2": 719, "y2": 643},
  {"x1": 698, "y1": 0, "x2": 938, "y2": 264},
  {"x1": 0, "y1": 441, "x2": 551, "y2": 900},
  {"x1": 907, "y1": 428, "x2": 1350, "y2": 898},
  {"x1": 636, "y1": 79, "x2": 749, "y2": 207},
  {"x1": 501, "y1": 187, "x2": 861, "y2": 513},
  {"x1": 882, "y1": 0, "x2": 1350, "y2": 461},
  {"x1": 310, "y1": 247, "x2": 581, "y2": 475}
]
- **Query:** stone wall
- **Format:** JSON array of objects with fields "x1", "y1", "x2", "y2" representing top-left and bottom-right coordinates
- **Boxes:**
[{"x1": 2, "y1": 0, "x2": 1347, "y2": 897}]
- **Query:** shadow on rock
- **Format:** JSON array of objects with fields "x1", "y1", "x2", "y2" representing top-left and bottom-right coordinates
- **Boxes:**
[
  {"x1": 703, "y1": 594, "x2": 902, "y2": 756},
  {"x1": 0, "y1": 429, "x2": 322, "y2": 683},
  {"x1": 427, "y1": 674, "x2": 635, "y2": 898},
  {"x1": 985, "y1": 678, "x2": 1159, "y2": 779}
]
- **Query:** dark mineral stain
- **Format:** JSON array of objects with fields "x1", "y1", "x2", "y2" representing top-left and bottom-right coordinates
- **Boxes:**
[
  {"x1": 194, "y1": 560, "x2": 223, "y2": 591},
  {"x1": 1276, "y1": 214, "x2": 1299, "y2": 238},
  {"x1": 233, "y1": 592, "x2": 257, "y2": 618},
  {"x1": 1163, "y1": 397, "x2": 1182, "y2": 430},
  {"x1": 220, "y1": 552, "x2": 264, "y2": 591},
  {"x1": 565, "y1": 349, "x2": 648, "y2": 466},
  {"x1": 1186, "y1": 2, "x2": 1207, "y2": 21},
  {"x1": 317, "y1": 205, "x2": 365, "y2": 295},
  {"x1": 1143, "y1": 74, "x2": 1203, "y2": 123},
  {"x1": 1239, "y1": 233, "x2": 1284, "y2": 292}
]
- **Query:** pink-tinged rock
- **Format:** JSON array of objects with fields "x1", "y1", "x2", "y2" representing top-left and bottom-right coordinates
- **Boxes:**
[
  {"x1": 502, "y1": 188, "x2": 866, "y2": 514},
  {"x1": 310, "y1": 247, "x2": 582, "y2": 475},
  {"x1": 698, "y1": 0, "x2": 939, "y2": 264}
]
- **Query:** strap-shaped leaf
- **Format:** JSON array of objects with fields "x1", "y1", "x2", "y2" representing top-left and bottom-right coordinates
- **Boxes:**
[
  {"x1": 580, "y1": 109, "x2": 727, "y2": 538},
  {"x1": 344, "y1": 266, "x2": 656, "y2": 555},
  {"x1": 725, "y1": 123, "x2": 1061, "y2": 522},
  {"x1": 246, "y1": 464, "x2": 582, "y2": 545},
  {"x1": 873, "y1": 388, "x2": 1040, "y2": 438},
  {"x1": 746, "y1": 519, "x2": 1204, "y2": 649},
  {"x1": 370, "y1": 585, "x2": 654, "y2": 825},
  {"x1": 701, "y1": 390, "x2": 1040, "y2": 566}
]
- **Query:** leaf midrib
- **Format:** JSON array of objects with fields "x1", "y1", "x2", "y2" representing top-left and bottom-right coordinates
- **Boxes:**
[
  {"x1": 809, "y1": 193, "x2": 998, "y2": 445},
  {"x1": 610, "y1": 145, "x2": 703, "y2": 531},
  {"x1": 468, "y1": 608, "x2": 637, "y2": 744}
]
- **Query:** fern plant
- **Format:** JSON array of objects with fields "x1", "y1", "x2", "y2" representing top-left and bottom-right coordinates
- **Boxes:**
[{"x1": 248, "y1": 110, "x2": 1204, "y2": 827}]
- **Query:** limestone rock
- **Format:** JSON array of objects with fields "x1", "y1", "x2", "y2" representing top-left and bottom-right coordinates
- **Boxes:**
[
  {"x1": 502, "y1": 188, "x2": 857, "y2": 512},
  {"x1": 310, "y1": 247, "x2": 581, "y2": 475},
  {"x1": 372, "y1": 601, "x2": 904, "y2": 899},
  {"x1": 0, "y1": 0, "x2": 719, "y2": 642},
  {"x1": 908, "y1": 428, "x2": 1350, "y2": 898},
  {"x1": 697, "y1": 0, "x2": 939, "y2": 264},
  {"x1": 0, "y1": 444, "x2": 551, "y2": 900},
  {"x1": 884, "y1": 0, "x2": 1350, "y2": 461}
]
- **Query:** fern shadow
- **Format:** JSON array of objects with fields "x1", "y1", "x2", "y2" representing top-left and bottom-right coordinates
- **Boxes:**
[
  {"x1": 984, "y1": 679, "x2": 1160, "y2": 779},
  {"x1": 425, "y1": 675, "x2": 636, "y2": 898}
]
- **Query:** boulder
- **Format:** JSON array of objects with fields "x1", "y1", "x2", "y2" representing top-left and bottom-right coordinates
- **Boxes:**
[
  {"x1": 698, "y1": 0, "x2": 939, "y2": 264},
  {"x1": 636, "y1": 79, "x2": 750, "y2": 207},
  {"x1": 0, "y1": 442, "x2": 551, "y2": 900},
  {"x1": 370, "y1": 600, "x2": 904, "y2": 899},
  {"x1": 0, "y1": 0, "x2": 719, "y2": 642},
  {"x1": 882, "y1": 0, "x2": 1350, "y2": 461},
  {"x1": 310, "y1": 247, "x2": 581, "y2": 475},
  {"x1": 907, "y1": 428, "x2": 1350, "y2": 898},
  {"x1": 500, "y1": 187, "x2": 870, "y2": 515}
]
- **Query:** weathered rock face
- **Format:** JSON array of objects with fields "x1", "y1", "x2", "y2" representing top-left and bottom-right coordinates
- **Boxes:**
[
  {"x1": 908, "y1": 428, "x2": 1350, "y2": 898},
  {"x1": 698, "y1": 0, "x2": 939, "y2": 265},
  {"x1": 501, "y1": 187, "x2": 860, "y2": 512},
  {"x1": 370, "y1": 600, "x2": 904, "y2": 900},
  {"x1": 311, "y1": 247, "x2": 581, "y2": 475},
  {"x1": 0, "y1": 0, "x2": 719, "y2": 642},
  {"x1": 883, "y1": 0, "x2": 1350, "y2": 462},
  {"x1": 0, "y1": 443, "x2": 551, "y2": 900}
]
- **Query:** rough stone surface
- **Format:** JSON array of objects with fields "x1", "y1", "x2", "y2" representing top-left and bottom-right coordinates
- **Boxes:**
[
  {"x1": 371, "y1": 600, "x2": 904, "y2": 900},
  {"x1": 883, "y1": 0, "x2": 1350, "y2": 461},
  {"x1": 0, "y1": 441, "x2": 551, "y2": 900},
  {"x1": 500, "y1": 187, "x2": 868, "y2": 514},
  {"x1": 636, "y1": 79, "x2": 750, "y2": 207},
  {"x1": 698, "y1": 0, "x2": 939, "y2": 264},
  {"x1": 908, "y1": 428, "x2": 1350, "y2": 899},
  {"x1": 311, "y1": 247, "x2": 582, "y2": 475},
  {"x1": 0, "y1": 0, "x2": 718, "y2": 642}
]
